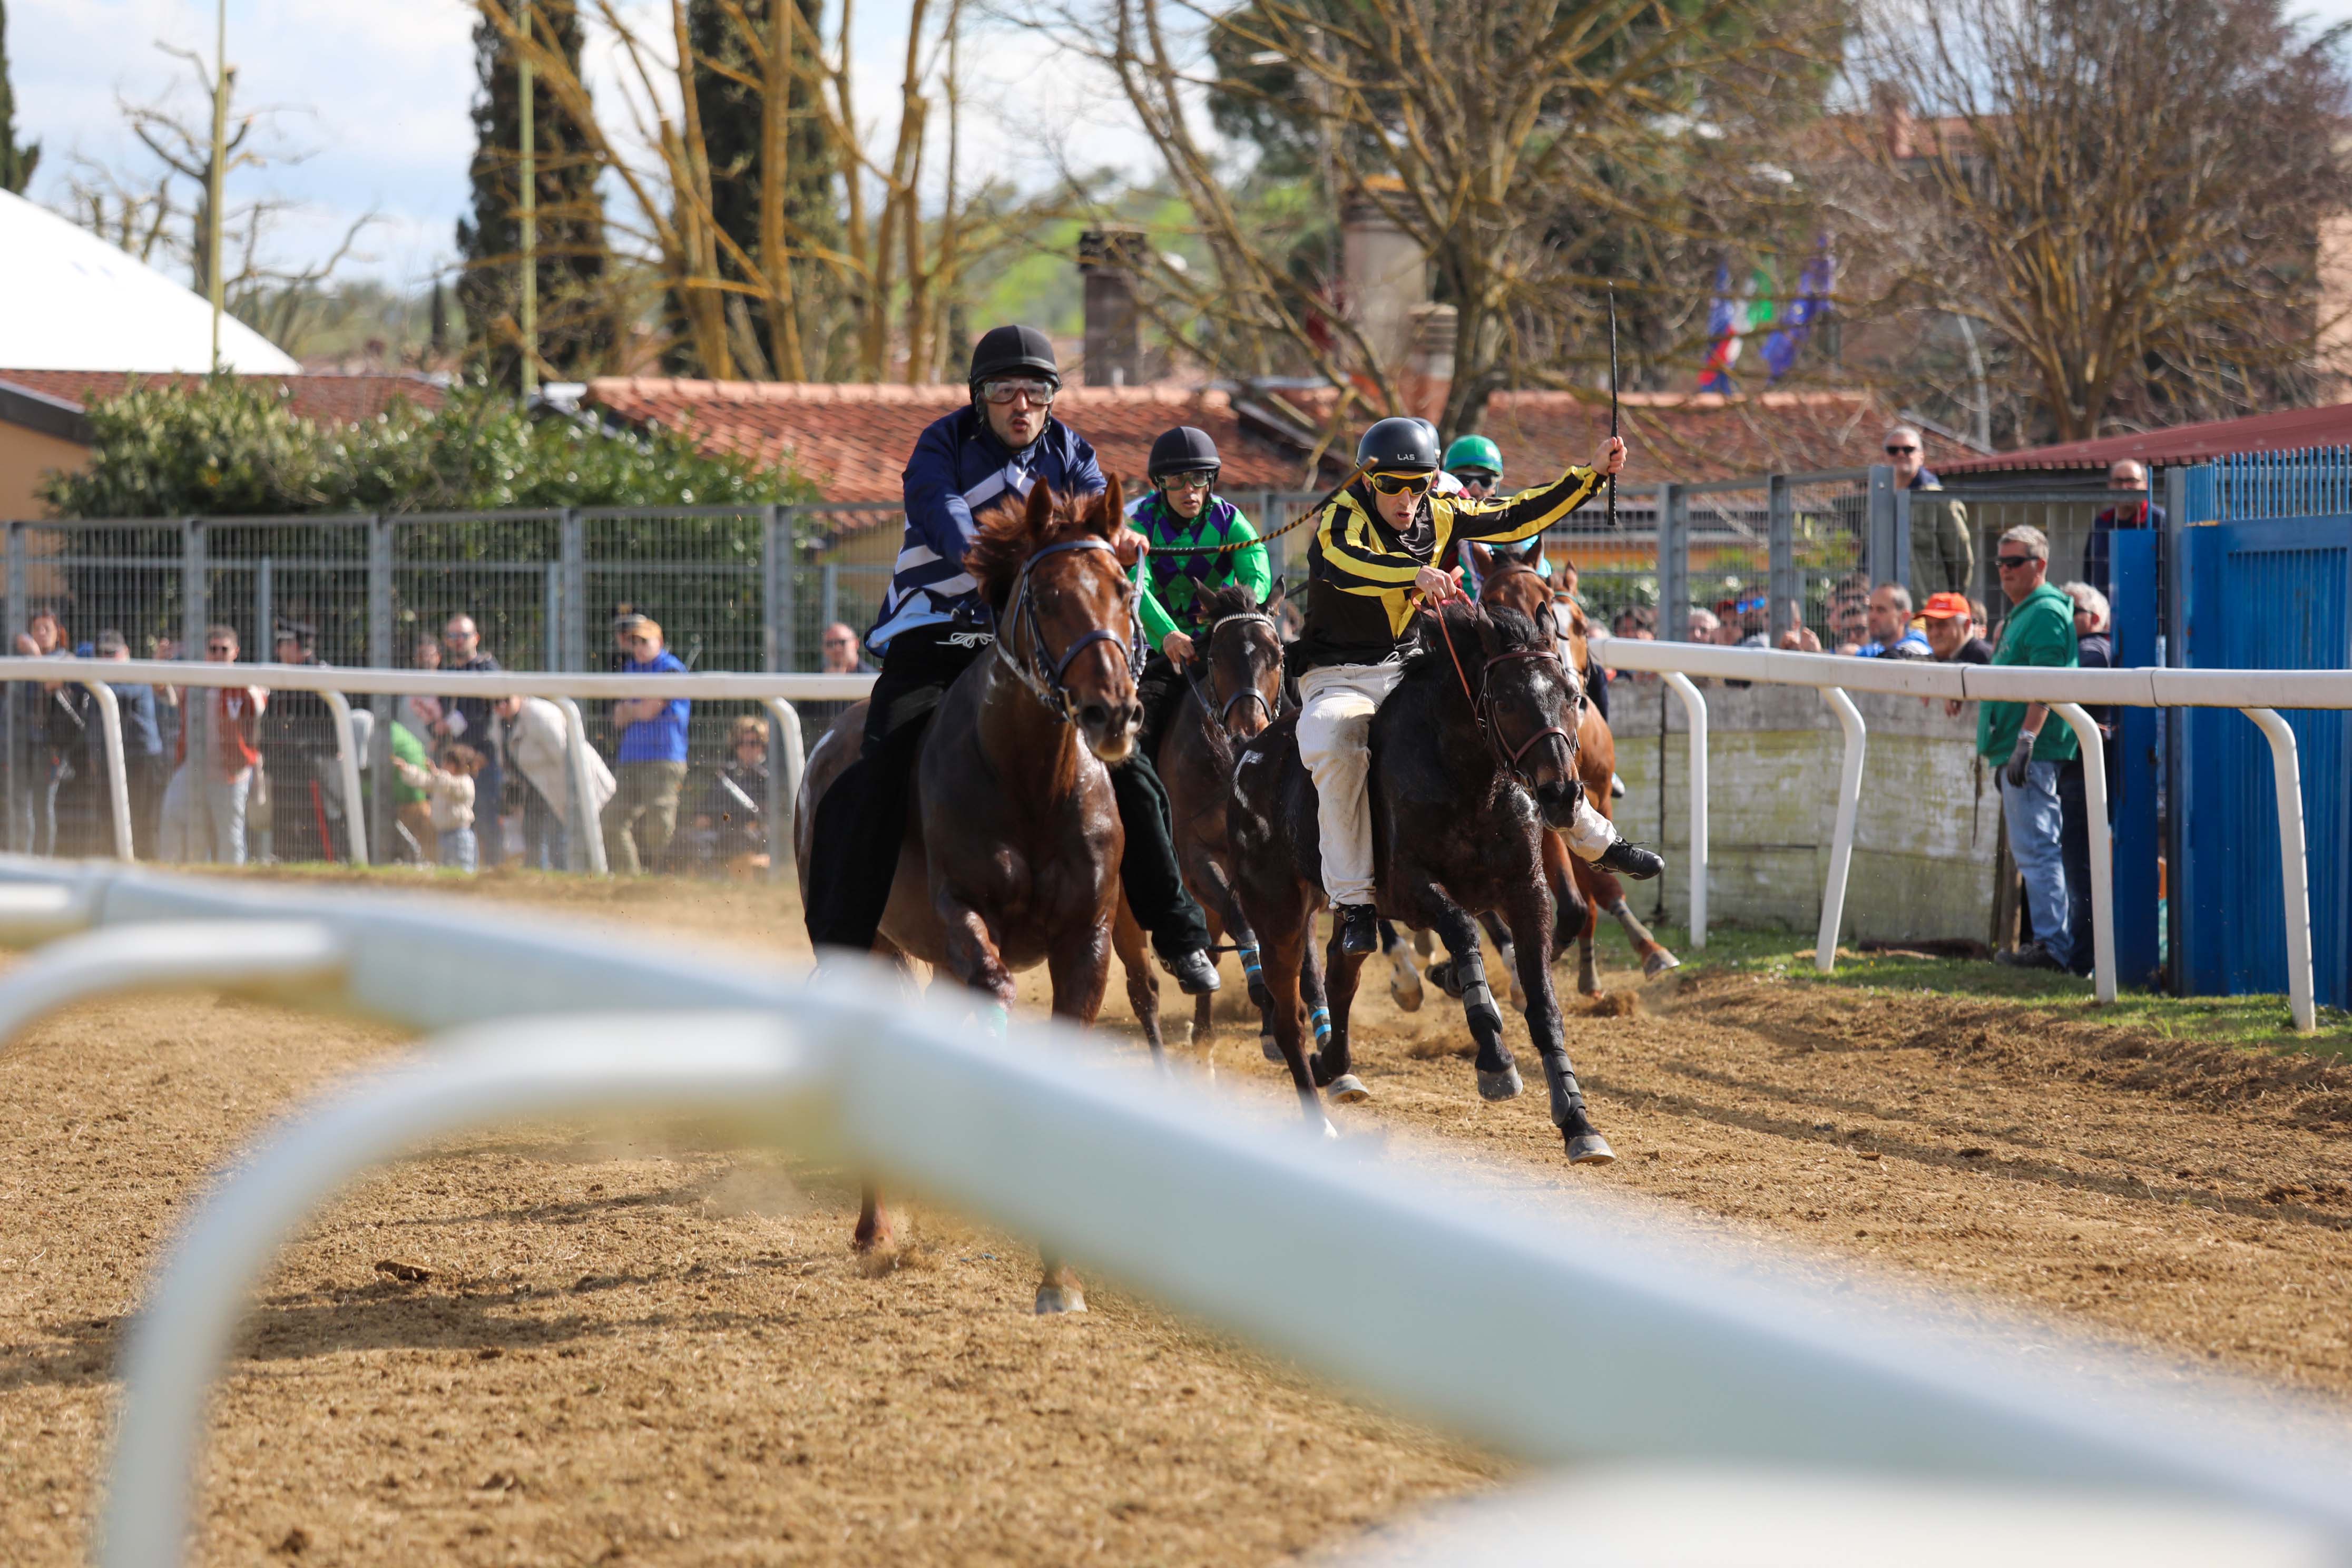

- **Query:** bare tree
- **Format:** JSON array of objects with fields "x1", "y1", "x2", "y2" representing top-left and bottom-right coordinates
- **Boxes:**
[
  {"x1": 1848, "y1": 0, "x2": 2352, "y2": 443},
  {"x1": 475, "y1": 0, "x2": 1013, "y2": 383},
  {"x1": 1008, "y1": 0, "x2": 1839, "y2": 435}
]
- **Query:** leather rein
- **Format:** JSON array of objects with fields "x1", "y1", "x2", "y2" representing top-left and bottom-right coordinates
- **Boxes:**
[{"x1": 993, "y1": 536, "x2": 1138, "y2": 723}]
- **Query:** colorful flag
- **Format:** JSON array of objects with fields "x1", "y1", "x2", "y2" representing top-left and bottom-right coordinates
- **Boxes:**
[
  {"x1": 1760, "y1": 238, "x2": 1835, "y2": 382},
  {"x1": 1698, "y1": 263, "x2": 1776, "y2": 394}
]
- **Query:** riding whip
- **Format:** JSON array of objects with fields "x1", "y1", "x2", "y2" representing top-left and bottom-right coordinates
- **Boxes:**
[{"x1": 1606, "y1": 284, "x2": 1620, "y2": 531}]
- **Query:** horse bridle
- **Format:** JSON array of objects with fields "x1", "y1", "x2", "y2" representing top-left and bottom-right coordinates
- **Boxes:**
[
  {"x1": 994, "y1": 536, "x2": 1138, "y2": 723},
  {"x1": 1431, "y1": 611, "x2": 1579, "y2": 793},
  {"x1": 1195, "y1": 610, "x2": 1284, "y2": 729}
]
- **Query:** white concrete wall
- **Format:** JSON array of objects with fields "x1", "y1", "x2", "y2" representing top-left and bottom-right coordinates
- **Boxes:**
[{"x1": 1604, "y1": 677, "x2": 2001, "y2": 944}]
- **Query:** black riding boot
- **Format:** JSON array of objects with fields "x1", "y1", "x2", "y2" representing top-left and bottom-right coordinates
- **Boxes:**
[
  {"x1": 802, "y1": 626, "x2": 984, "y2": 952},
  {"x1": 1106, "y1": 754, "x2": 1216, "y2": 987}
]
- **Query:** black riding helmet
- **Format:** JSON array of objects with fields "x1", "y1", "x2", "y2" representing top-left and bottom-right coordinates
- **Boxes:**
[
  {"x1": 1356, "y1": 415, "x2": 1443, "y2": 473},
  {"x1": 968, "y1": 324, "x2": 1061, "y2": 390},
  {"x1": 1148, "y1": 425, "x2": 1220, "y2": 481}
]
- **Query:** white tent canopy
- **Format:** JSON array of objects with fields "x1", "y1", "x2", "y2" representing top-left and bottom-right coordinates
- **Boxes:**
[{"x1": 0, "y1": 189, "x2": 299, "y2": 374}]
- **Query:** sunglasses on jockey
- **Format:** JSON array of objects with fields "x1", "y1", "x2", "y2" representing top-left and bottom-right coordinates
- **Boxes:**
[
  {"x1": 1157, "y1": 469, "x2": 1217, "y2": 494},
  {"x1": 1367, "y1": 469, "x2": 1437, "y2": 498},
  {"x1": 977, "y1": 377, "x2": 1057, "y2": 407},
  {"x1": 1452, "y1": 467, "x2": 1501, "y2": 489}
]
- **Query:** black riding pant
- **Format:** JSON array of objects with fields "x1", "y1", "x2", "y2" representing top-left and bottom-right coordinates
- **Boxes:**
[
  {"x1": 1134, "y1": 649, "x2": 1189, "y2": 766},
  {"x1": 802, "y1": 623, "x2": 1210, "y2": 962},
  {"x1": 1587, "y1": 661, "x2": 1610, "y2": 727}
]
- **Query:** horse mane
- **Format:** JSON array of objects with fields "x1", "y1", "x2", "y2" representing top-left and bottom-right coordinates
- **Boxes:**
[
  {"x1": 1403, "y1": 601, "x2": 1545, "y2": 682},
  {"x1": 964, "y1": 482, "x2": 1126, "y2": 615},
  {"x1": 1195, "y1": 582, "x2": 1261, "y2": 622}
]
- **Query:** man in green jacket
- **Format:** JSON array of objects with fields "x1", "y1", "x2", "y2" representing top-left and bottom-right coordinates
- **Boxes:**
[
  {"x1": 1127, "y1": 426, "x2": 1272, "y2": 760},
  {"x1": 1978, "y1": 523, "x2": 2079, "y2": 972}
]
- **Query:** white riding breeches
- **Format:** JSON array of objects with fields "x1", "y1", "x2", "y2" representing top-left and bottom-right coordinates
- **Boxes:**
[
  {"x1": 1297, "y1": 662, "x2": 1407, "y2": 907},
  {"x1": 1297, "y1": 660, "x2": 1623, "y2": 907}
]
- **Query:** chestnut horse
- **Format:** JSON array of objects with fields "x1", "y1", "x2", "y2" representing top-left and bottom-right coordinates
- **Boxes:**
[
  {"x1": 1230, "y1": 601, "x2": 1613, "y2": 1163},
  {"x1": 797, "y1": 478, "x2": 1154, "y2": 1312},
  {"x1": 1134, "y1": 582, "x2": 1316, "y2": 1060},
  {"x1": 1470, "y1": 539, "x2": 1680, "y2": 994}
]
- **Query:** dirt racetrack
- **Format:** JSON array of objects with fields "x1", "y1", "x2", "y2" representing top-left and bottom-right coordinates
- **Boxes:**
[{"x1": 6, "y1": 868, "x2": 2352, "y2": 1565}]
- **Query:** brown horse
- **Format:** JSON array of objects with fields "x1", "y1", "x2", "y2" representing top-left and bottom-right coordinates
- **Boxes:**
[
  {"x1": 1470, "y1": 540, "x2": 1680, "y2": 994},
  {"x1": 797, "y1": 477, "x2": 1154, "y2": 1312},
  {"x1": 1138, "y1": 581, "x2": 1304, "y2": 1060}
]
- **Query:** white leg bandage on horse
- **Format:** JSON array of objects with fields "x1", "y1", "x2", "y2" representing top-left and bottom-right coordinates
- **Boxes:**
[
  {"x1": 1296, "y1": 661, "x2": 1407, "y2": 907},
  {"x1": 1564, "y1": 792, "x2": 1619, "y2": 861}
]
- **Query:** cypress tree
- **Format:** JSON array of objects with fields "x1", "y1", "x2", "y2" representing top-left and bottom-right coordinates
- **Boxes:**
[
  {"x1": 0, "y1": 0, "x2": 40, "y2": 195},
  {"x1": 679, "y1": 0, "x2": 844, "y2": 379},
  {"x1": 455, "y1": 0, "x2": 613, "y2": 384}
]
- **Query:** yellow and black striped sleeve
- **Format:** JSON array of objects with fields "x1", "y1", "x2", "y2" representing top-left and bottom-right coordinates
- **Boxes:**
[
  {"x1": 1446, "y1": 465, "x2": 1603, "y2": 544},
  {"x1": 1313, "y1": 493, "x2": 1426, "y2": 591}
]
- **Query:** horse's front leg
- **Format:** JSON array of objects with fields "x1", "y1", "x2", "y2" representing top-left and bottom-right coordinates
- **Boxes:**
[
  {"x1": 1477, "y1": 910, "x2": 1526, "y2": 1013},
  {"x1": 1413, "y1": 888, "x2": 1521, "y2": 1102},
  {"x1": 1110, "y1": 898, "x2": 1164, "y2": 1065},
  {"x1": 1314, "y1": 917, "x2": 1371, "y2": 1104},
  {"x1": 935, "y1": 886, "x2": 1016, "y2": 1027},
  {"x1": 1506, "y1": 884, "x2": 1613, "y2": 1165}
]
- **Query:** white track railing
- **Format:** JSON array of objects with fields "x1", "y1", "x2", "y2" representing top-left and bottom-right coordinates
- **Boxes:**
[
  {"x1": 0, "y1": 860, "x2": 2347, "y2": 1564},
  {"x1": 0, "y1": 657, "x2": 877, "y2": 877},
  {"x1": 1593, "y1": 639, "x2": 2352, "y2": 1032}
]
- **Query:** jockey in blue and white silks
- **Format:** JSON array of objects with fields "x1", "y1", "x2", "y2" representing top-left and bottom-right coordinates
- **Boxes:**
[
  {"x1": 803, "y1": 325, "x2": 1218, "y2": 996},
  {"x1": 867, "y1": 402, "x2": 1106, "y2": 654}
]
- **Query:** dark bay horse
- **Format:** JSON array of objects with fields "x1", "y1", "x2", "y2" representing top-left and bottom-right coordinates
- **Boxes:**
[
  {"x1": 796, "y1": 477, "x2": 1152, "y2": 1312},
  {"x1": 1229, "y1": 600, "x2": 1614, "y2": 1163},
  {"x1": 1471, "y1": 540, "x2": 1680, "y2": 995},
  {"x1": 1135, "y1": 581, "x2": 1315, "y2": 1061}
]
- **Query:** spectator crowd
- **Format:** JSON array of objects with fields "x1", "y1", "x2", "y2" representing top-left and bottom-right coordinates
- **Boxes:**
[{"x1": 0, "y1": 604, "x2": 832, "y2": 881}]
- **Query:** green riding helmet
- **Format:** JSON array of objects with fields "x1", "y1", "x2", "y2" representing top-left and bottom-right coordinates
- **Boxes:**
[{"x1": 1443, "y1": 434, "x2": 1503, "y2": 483}]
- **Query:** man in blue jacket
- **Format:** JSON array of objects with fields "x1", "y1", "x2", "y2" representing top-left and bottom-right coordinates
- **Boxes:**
[{"x1": 803, "y1": 326, "x2": 1218, "y2": 994}]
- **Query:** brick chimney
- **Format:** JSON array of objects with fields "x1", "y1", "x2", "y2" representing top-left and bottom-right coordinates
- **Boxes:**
[
  {"x1": 1077, "y1": 229, "x2": 1145, "y2": 387},
  {"x1": 1341, "y1": 179, "x2": 1428, "y2": 375}
]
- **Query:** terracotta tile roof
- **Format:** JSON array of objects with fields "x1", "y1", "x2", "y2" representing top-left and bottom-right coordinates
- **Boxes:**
[
  {"x1": 583, "y1": 379, "x2": 1330, "y2": 518},
  {"x1": 0, "y1": 369, "x2": 447, "y2": 429},
  {"x1": 1938, "y1": 401, "x2": 2352, "y2": 475}
]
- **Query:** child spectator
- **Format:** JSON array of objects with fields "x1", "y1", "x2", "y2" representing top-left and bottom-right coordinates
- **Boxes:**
[
  {"x1": 395, "y1": 742, "x2": 484, "y2": 873},
  {"x1": 693, "y1": 715, "x2": 771, "y2": 875}
]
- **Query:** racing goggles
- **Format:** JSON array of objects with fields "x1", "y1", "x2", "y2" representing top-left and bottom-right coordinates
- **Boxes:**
[
  {"x1": 977, "y1": 376, "x2": 1057, "y2": 407},
  {"x1": 1367, "y1": 469, "x2": 1435, "y2": 497},
  {"x1": 1452, "y1": 468, "x2": 1501, "y2": 488},
  {"x1": 1158, "y1": 468, "x2": 1218, "y2": 493}
]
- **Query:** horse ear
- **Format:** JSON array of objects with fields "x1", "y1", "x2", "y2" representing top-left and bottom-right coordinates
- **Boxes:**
[
  {"x1": 1266, "y1": 575, "x2": 1286, "y2": 610},
  {"x1": 1472, "y1": 604, "x2": 1506, "y2": 660},
  {"x1": 1101, "y1": 472, "x2": 1124, "y2": 527},
  {"x1": 1022, "y1": 478, "x2": 1055, "y2": 537},
  {"x1": 1521, "y1": 536, "x2": 1545, "y2": 568},
  {"x1": 1468, "y1": 542, "x2": 1494, "y2": 574}
]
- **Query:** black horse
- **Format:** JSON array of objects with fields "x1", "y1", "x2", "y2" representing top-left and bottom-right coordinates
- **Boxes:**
[{"x1": 1228, "y1": 600, "x2": 1611, "y2": 1162}]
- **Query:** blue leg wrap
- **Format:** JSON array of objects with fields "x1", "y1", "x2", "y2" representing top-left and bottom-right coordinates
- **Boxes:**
[
  {"x1": 1309, "y1": 1005, "x2": 1331, "y2": 1045},
  {"x1": 1239, "y1": 945, "x2": 1263, "y2": 983}
]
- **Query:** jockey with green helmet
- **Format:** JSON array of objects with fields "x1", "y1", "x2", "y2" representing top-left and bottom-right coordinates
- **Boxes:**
[
  {"x1": 1297, "y1": 416, "x2": 1663, "y2": 957},
  {"x1": 1126, "y1": 425, "x2": 1272, "y2": 760}
]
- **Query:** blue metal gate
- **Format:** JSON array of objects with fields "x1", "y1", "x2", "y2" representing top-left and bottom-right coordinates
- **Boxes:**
[{"x1": 2175, "y1": 513, "x2": 2352, "y2": 1009}]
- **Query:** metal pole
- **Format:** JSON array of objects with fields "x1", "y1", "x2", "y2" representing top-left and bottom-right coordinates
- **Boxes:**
[
  {"x1": 560, "y1": 508, "x2": 586, "y2": 671},
  {"x1": 1816, "y1": 687, "x2": 1866, "y2": 973},
  {"x1": 2050, "y1": 702, "x2": 2113, "y2": 1005},
  {"x1": 73, "y1": 678, "x2": 133, "y2": 861},
  {"x1": 366, "y1": 515, "x2": 394, "y2": 869},
  {"x1": 517, "y1": 0, "x2": 538, "y2": 400},
  {"x1": 319, "y1": 692, "x2": 369, "y2": 867},
  {"x1": 253, "y1": 556, "x2": 272, "y2": 662},
  {"x1": 1662, "y1": 671, "x2": 1708, "y2": 947},
  {"x1": 207, "y1": 2, "x2": 228, "y2": 371},
  {"x1": 772, "y1": 505, "x2": 799, "y2": 673},
  {"x1": 762, "y1": 697, "x2": 805, "y2": 884},
  {"x1": 181, "y1": 519, "x2": 208, "y2": 668},
  {"x1": 1767, "y1": 474, "x2": 1795, "y2": 642},
  {"x1": 1864, "y1": 465, "x2": 1895, "y2": 590},
  {"x1": 2243, "y1": 708, "x2": 2316, "y2": 1034},
  {"x1": 1660, "y1": 483, "x2": 1688, "y2": 641}
]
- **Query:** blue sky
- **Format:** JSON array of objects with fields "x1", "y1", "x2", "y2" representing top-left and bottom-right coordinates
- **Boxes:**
[{"x1": 13, "y1": 0, "x2": 2352, "y2": 289}]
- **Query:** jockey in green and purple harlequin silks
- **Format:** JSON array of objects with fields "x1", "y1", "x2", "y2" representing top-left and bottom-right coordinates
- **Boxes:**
[{"x1": 1126, "y1": 426, "x2": 1272, "y2": 762}]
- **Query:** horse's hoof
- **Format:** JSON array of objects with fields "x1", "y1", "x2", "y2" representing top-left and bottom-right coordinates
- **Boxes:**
[
  {"x1": 1476, "y1": 1062, "x2": 1524, "y2": 1101},
  {"x1": 1327, "y1": 1073, "x2": 1370, "y2": 1104},
  {"x1": 1181, "y1": 1021, "x2": 1197, "y2": 1048},
  {"x1": 1565, "y1": 1131, "x2": 1616, "y2": 1165},
  {"x1": 1260, "y1": 1032, "x2": 1282, "y2": 1063},
  {"x1": 1390, "y1": 969, "x2": 1424, "y2": 1012},
  {"x1": 1321, "y1": 1117, "x2": 1340, "y2": 1140},
  {"x1": 1643, "y1": 949, "x2": 1683, "y2": 978},
  {"x1": 1034, "y1": 1283, "x2": 1089, "y2": 1315}
]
